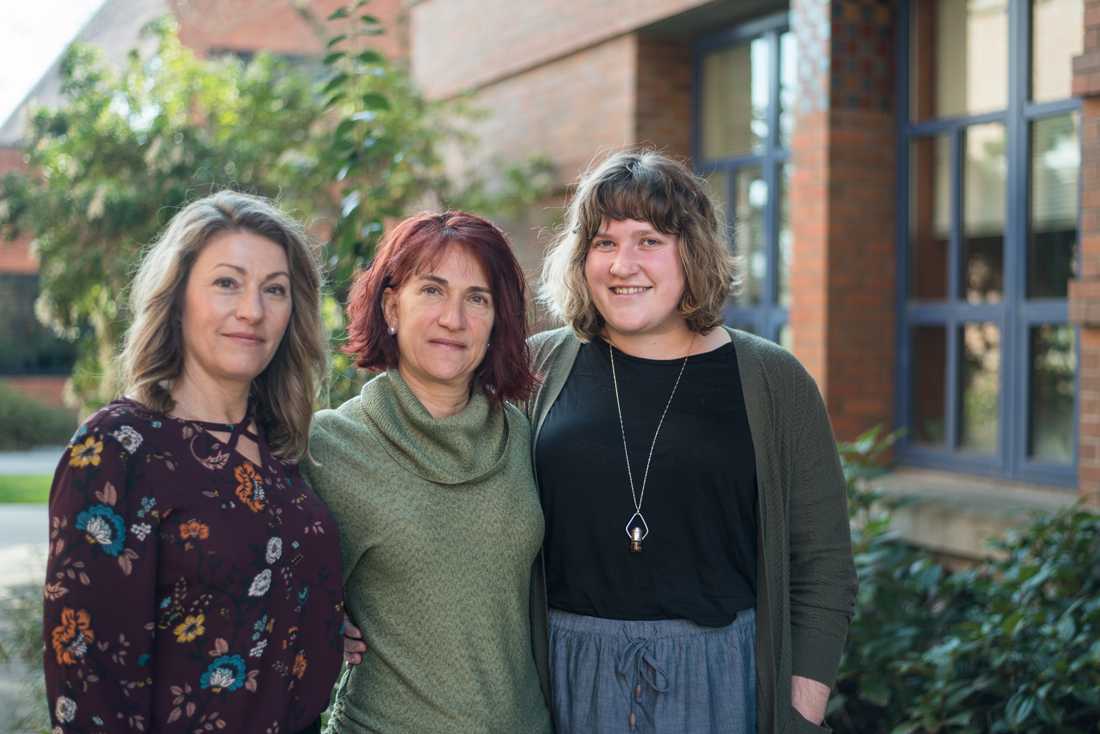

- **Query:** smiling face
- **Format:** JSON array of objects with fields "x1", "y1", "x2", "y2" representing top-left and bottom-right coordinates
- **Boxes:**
[
  {"x1": 584, "y1": 218, "x2": 691, "y2": 350},
  {"x1": 382, "y1": 243, "x2": 495, "y2": 397},
  {"x1": 179, "y1": 230, "x2": 292, "y2": 391}
]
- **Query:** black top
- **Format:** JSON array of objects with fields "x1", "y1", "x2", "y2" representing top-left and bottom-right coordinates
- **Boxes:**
[{"x1": 535, "y1": 337, "x2": 758, "y2": 627}]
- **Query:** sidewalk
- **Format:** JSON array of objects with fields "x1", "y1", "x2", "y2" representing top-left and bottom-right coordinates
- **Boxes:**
[{"x1": 0, "y1": 446, "x2": 63, "y2": 476}]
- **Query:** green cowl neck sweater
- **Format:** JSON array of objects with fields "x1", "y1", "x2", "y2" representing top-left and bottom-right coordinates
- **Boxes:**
[{"x1": 303, "y1": 371, "x2": 551, "y2": 734}]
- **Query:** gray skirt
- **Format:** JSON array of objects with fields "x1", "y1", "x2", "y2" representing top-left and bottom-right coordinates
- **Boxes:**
[{"x1": 548, "y1": 608, "x2": 757, "y2": 734}]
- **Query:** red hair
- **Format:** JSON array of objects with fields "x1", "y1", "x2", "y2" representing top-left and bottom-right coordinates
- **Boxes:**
[{"x1": 344, "y1": 211, "x2": 538, "y2": 404}]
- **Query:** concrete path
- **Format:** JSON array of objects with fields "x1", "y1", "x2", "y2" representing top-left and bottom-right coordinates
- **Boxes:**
[{"x1": 0, "y1": 446, "x2": 64, "y2": 475}]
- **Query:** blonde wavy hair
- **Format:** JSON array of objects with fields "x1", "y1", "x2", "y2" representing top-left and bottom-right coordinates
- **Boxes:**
[
  {"x1": 538, "y1": 150, "x2": 736, "y2": 340},
  {"x1": 120, "y1": 191, "x2": 326, "y2": 461}
]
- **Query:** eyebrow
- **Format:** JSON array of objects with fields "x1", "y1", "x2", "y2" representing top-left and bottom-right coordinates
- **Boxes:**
[
  {"x1": 213, "y1": 263, "x2": 290, "y2": 282},
  {"x1": 418, "y1": 273, "x2": 492, "y2": 295},
  {"x1": 592, "y1": 229, "x2": 659, "y2": 238}
]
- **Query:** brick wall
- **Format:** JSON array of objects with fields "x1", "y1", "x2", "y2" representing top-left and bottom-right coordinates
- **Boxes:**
[
  {"x1": 0, "y1": 376, "x2": 68, "y2": 409},
  {"x1": 790, "y1": 0, "x2": 898, "y2": 441},
  {"x1": 410, "y1": 0, "x2": 711, "y2": 99},
  {"x1": 635, "y1": 38, "x2": 693, "y2": 162},
  {"x1": 171, "y1": 0, "x2": 406, "y2": 59},
  {"x1": 0, "y1": 146, "x2": 36, "y2": 274},
  {"x1": 1068, "y1": 0, "x2": 1100, "y2": 503}
]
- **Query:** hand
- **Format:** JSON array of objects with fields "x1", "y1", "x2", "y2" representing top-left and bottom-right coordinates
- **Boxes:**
[
  {"x1": 342, "y1": 614, "x2": 367, "y2": 666},
  {"x1": 791, "y1": 674, "x2": 829, "y2": 725}
]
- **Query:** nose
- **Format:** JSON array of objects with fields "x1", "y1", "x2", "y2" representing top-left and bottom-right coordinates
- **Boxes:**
[
  {"x1": 609, "y1": 245, "x2": 639, "y2": 277},
  {"x1": 235, "y1": 285, "x2": 264, "y2": 324},
  {"x1": 437, "y1": 295, "x2": 466, "y2": 331}
]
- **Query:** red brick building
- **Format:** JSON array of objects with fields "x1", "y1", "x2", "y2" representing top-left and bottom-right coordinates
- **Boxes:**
[
  {"x1": 2, "y1": 0, "x2": 1095, "y2": 553},
  {"x1": 408, "y1": 0, "x2": 1093, "y2": 554}
]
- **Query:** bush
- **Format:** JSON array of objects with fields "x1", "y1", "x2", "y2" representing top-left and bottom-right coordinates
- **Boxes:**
[
  {"x1": 0, "y1": 382, "x2": 76, "y2": 450},
  {"x1": 828, "y1": 428, "x2": 1100, "y2": 733}
]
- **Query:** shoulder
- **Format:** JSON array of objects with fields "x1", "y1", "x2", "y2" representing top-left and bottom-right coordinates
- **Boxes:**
[
  {"x1": 309, "y1": 396, "x2": 367, "y2": 453},
  {"x1": 528, "y1": 326, "x2": 579, "y2": 368},
  {"x1": 501, "y1": 400, "x2": 533, "y2": 439},
  {"x1": 729, "y1": 328, "x2": 816, "y2": 390},
  {"x1": 71, "y1": 399, "x2": 163, "y2": 459}
]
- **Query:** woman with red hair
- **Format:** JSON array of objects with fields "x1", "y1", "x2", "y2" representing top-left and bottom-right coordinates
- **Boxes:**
[{"x1": 302, "y1": 211, "x2": 552, "y2": 733}]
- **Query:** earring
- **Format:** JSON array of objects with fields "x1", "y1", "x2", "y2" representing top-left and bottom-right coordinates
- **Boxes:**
[{"x1": 388, "y1": 325, "x2": 397, "y2": 335}]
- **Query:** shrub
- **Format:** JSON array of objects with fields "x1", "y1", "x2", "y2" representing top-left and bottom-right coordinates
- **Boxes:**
[
  {"x1": 0, "y1": 382, "x2": 76, "y2": 450},
  {"x1": 828, "y1": 427, "x2": 1100, "y2": 733}
]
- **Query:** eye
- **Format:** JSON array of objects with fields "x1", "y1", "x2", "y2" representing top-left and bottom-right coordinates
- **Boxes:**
[
  {"x1": 469, "y1": 292, "x2": 492, "y2": 306},
  {"x1": 641, "y1": 237, "x2": 662, "y2": 247},
  {"x1": 591, "y1": 239, "x2": 615, "y2": 250},
  {"x1": 265, "y1": 283, "x2": 288, "y2": 296},
  {"x1": 214, "y1": 277, "x2": 237, "y2": 289},
  {"x1": 422, "y1": 285, "x2": 443, "y2": 296}
]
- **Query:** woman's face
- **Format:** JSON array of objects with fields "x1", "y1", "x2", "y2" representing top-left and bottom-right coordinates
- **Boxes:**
[
  {"x1": 180, "y1": 231, "x2": 293, "y2": 389},
  {"x1": 383, "y1": 243, "x2": 495, "y2": 395},
  {"x1": 584, "y1": 218, "x2": 688, "y2": 345}
]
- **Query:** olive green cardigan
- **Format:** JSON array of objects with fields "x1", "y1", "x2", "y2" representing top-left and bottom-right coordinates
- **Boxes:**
[{"x1": 525, "y1": 327, "x2": 857, "y2": 734}]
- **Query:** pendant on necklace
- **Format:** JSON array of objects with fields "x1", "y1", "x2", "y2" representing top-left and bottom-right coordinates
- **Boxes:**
[
  {"x1": 629, "y1": 526, "x2": 643, "y2": 553},
  {"x1": 625, "y1": 512, "x2": 648, "y2": 553}
]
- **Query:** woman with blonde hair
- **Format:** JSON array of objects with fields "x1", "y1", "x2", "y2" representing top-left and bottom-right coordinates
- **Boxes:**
[
  {"x1": 525, "y1": 150, "x2": 857, "y2": 733},
  {"x1": 42, "y1": 191, "x2": 344, "y2": 734}
]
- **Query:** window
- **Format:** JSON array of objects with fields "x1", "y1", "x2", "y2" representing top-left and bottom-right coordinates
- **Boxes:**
[
  {"x1": 695, "y1": 13, "x2": 794, "y2": 346},
  {"x1": 900, "y1": 0, "x2": 1082, "y2": 484},
  {"x1": 0, "y1": 274, "x2": 77, "y2": 375}
]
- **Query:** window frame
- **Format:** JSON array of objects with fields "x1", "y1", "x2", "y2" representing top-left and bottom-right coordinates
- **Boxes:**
[
  {"x1": 895, "y1": 0, "x2": 1081, "y2": 486},
  {"x1": 693, "y1": 11, "x2": 791, "y2": 344}
]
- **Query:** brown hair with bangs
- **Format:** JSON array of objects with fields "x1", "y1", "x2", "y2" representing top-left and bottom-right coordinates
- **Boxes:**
[
  {"x1": 538, "y1": 149, "x2": 736, "y2": 340},
  {"x1": 344, "y1": 211, "x2": 538, "y2": 403}
]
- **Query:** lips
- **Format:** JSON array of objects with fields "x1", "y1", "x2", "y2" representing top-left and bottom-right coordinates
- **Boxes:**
[
  {"x1": 609, "y1": 286, "x2": 651, "y2": 295},
  {"x1": 428, "y1": 339, "x2": 466, "y2": 350},
  {"x1": 223, "y1": 333, "x2": 264, "y2": 344}
]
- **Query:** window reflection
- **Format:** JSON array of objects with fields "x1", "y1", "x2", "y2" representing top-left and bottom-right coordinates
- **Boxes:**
[
  {"x1": 910, "y1": 0, "x2": 1008, "y2": 121},
  {"x1": 732, "y1": 168, "x2": 767, "y2": 306},
  {"x1": 909, "y1": 136, "x2": 950, "y2": 300},
  {"x1": 959, "y1": 322, "x2": 1000, "y2": 453},
  {"x1": 1029, "y1": 114, "x2": 1079, "y2": 299},
  {"x1": 1029, "y1": 325, "x2": 1075, "y2": 463},
  {"x1": 701, "y1": 38, "x2": 770, "y2": 158},
  {"x1": 1032, "y1": 0, "x2": 1084, "y2": 103},
  {"x1": 912, "y1": 326, "x2": 947, "y2": 445},
  {"x1": 963, "y1": 124, "x2": 1005, "y2": 303}
]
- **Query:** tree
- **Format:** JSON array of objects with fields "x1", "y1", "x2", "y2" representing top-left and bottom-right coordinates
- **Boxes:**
[{"x1": 0, "y1": 10, "x2": 553, "y2": 410}]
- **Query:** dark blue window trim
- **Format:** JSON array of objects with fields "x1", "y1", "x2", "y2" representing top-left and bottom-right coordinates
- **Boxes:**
[
  {"x1": 693, "y1": 11, "x2": 791, "y2": 343},
  {"x1": 896, "y1": 0, "x2": 1080, "y2": 487}
]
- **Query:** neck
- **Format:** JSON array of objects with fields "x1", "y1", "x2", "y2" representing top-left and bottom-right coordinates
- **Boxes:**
[
  {"x1": 604, "y1": 324, "x2": 698, "y2": 360},
  {"x1": 170, "y1": 366, "x2": 251, "y2": 424},
  {"x1": 397, "y1": 365, "x2": 471, "y2": 419}
]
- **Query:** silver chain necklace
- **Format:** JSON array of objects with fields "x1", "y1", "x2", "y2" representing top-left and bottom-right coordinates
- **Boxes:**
[{"x1": 608, "y1": 338, "x2": 692, "y2": 553}]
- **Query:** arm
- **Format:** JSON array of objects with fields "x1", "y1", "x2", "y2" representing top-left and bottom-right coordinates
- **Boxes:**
[
  {"x1": 43, "y1": 426, "x2": 159, "y2": 732},
  {"x1": 787, "y1": 367, "x2": 858, "y2": 724}
]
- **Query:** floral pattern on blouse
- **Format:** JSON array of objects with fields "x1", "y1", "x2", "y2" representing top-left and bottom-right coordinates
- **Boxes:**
[{"x1": 43, "y1": 399, "x2": 344, "y2": 733}]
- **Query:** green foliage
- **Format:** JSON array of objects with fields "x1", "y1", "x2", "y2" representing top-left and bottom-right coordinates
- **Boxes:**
[
  {"x1": 0, "y1": 382, "x2": 76, "y2": 450},
  {"x1": 0, "y1": 6, "x2": 554, "y2": 411},
  {"x1": 0, "y1": 581, "x2": 50, "y2": 733},
  {"x1": 829, "y1": 427, "x2": 1100, "y2": 733},
  {"x1": 0, "y1": 475, "x2": 53, "y2": 504}
]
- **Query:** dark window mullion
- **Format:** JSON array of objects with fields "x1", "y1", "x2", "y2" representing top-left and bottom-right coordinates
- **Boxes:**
[{"x1": 764, "y1": 29, "x2": 782, "y2": 309}]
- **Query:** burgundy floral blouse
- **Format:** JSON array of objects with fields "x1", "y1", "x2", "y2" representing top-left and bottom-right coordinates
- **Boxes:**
[{"x1": 42, "y1": 398, "x2": 344, "y2": 733}]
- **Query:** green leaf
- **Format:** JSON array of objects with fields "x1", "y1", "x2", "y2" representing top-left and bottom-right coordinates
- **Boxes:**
[
  {"x1": 360, "y1": 92, "x2": 390, "y2": 111},
  {"x1": 355, "y1": 49, "x2": 384, "y2": 65},
  {"x1": 323, "y1": 73, "x2": 349, "y2": 95},
  {"x1": 359, "y1": 14, "x2": 380, "y2": 24},
  {"x1": 327, "y1": 7, "x2": 350, "y2": 20},
  {"x1": 326, "y1": 34, "x2": 348, "y2": 48},
  {"x1": 323, "y1": 52, "x2": 346, "y2": 66}
]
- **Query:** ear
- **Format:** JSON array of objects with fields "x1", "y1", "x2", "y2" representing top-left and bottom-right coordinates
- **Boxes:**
[{"x1": 381, "y1": 286, "x2": 398, "y2": 330}]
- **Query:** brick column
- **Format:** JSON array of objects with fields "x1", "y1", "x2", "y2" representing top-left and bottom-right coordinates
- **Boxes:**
[
  {"x1": 1067, "y1": 0, "x2": 1100, "y2": 504},
  {"x1": 789, "y1": 0, "x2": 898, "y2": 440}
]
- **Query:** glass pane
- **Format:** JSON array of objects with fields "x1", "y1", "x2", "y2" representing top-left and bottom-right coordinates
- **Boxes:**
[
  {"x1": 701, "y1": 38, "x2": 770, "y2": 159},
  {"x1": 779, "y1": 31, "x2": 797, "y2": 148},
  {"x1": 909, "y1": 135, "x2": 950, "y2": 300},
  {"x1": 778, "y1": 165, "x2": 791, "y2": 307},
  {"x1": 962, "y1": 123, "x2": 1005, "y2": 303},
  {"x1": 959, "y1": 322, "x2": 1000, "y2": 453},
  {"x1": 732, "y1": 167, "x2": 767, "y2": 306},
  {"x1": 912, "y1": 326, "x2": 947, "y2": 445},
  {"x1": 910, "y1": 0, "x2": 1008, "y2": 121},
  {"x1": 1029, "y1": 324, "x2": 1075, "y2": 463},
  {"x1": 1032, "y1": 0, "x2": 1084, "y2": 103},
  {"x1": 703, "y1": 169, "x2": 730, "y2": 233},
  {"x1": 1029, "y1": 114, "x2": 1079, "y2": 298}
]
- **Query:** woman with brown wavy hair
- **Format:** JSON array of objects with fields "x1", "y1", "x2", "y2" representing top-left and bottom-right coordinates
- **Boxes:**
[
  {"x1": 42, "y1": 191, "x2": 343, "y2": 734},
  {"x1": 525, "y1": 150, "x2": 857, "y2": 734},
  {"x1": 303, "y1": 211, "x2": 552, "y2": 733}
]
